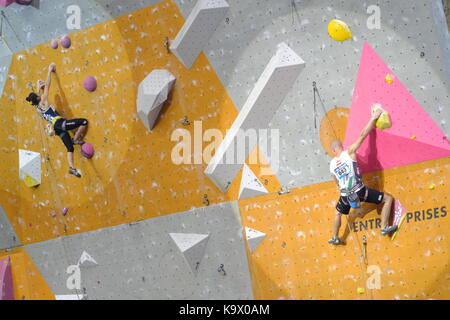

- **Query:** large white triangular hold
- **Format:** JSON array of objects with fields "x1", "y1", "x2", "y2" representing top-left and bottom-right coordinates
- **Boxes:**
[
  {"x1": 245, "y1": 227, "x2": 266, "y2": 253},
  {"x1": 238, "y1": 164, "x2": 268, "y2": 200},
  {"x1": 18, "y1": 149, "x2": 41, "y2": 185},
  {"x1": 77, "y1": 251, "x2": 98, "y2": 267},
  {"x1": 170, "y1": 0, "x2": 229, "y2": 69},
  {"x1": 137, "y1": 69, "x2": 176, "y2": 131},
  {"x1": 169, "y1": 233, "x2": 209, "y2": 274},
  {"x1": 205, "y1": 42, "x2": 306, "y2": 192}
]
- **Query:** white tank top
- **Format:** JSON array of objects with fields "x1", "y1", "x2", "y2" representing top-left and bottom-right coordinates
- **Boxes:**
[{"x1": 330, "y1": 150, "x2": 364, "y2": 195}]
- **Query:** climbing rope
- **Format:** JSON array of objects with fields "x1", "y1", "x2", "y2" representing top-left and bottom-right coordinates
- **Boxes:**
[
  {"x1": 291, "y1": 0, "x2": 302, "y2": 27},
  {"x1": 344, "y1": 215, "x2": 374, "y2": 300},
  {"x1": 33, "y1": 106, "x2": 85, "y2": 299},
  {"x1": 313, "y1": 82, "x2": 338, "y2": 139}
]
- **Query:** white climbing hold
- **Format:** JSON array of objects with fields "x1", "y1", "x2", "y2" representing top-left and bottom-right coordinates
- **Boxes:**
[
  {"x1": 204, "y1": 42, "x2": 306, "y2": 192},
  {"x1": 77, "y1": 251, "x2": 98, "y2": 267},
  {"x1": 18, "y1": 149, "x2": 41, "y2": 187},
  {"x1": 169, "y1": 233, "x2": 209, "y2": 274},
  {"x1": 245, "y1": 227, "x2": 266, "y2": 253},
  {"x1": 170, "y1": 0, "x2": 230, "y2": 69},
  {"x1": 238, "y1": 164, "x2": 268, "y2": 200},
  {"x1": 137, "y1": 69, "x2": 176, "y2": 131}
]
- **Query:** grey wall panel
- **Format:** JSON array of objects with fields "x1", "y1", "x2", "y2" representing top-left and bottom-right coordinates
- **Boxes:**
[{"x1": 25, "y1": 201, "x2": 253, "y2": 300}]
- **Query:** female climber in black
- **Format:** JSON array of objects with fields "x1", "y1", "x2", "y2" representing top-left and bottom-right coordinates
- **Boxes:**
[{"x1": 26, "y1": 63, "x2": 88, "y2": 178}]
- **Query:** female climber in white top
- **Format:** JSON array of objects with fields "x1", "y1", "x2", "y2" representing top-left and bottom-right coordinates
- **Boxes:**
[{"x1": 26, "y1": 63, "x2": 89, "y2": 178}]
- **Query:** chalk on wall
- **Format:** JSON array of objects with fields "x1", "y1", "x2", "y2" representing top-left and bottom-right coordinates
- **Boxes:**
[
  {"x1": 204, "y1": 42, "x2": 306, "y2": 192},
  {"x1": 0, "y1": 257, "x2": 14, "y2": 300},
  {"x1": 169, "y1": 233, "x2": 209, "y2": 275},
  {"x1": 170, "y1": 0, "x2": 229, "y2": 69},
  {"x1": 137, "y1": 69, "x2": 176, "y2": 131},
  {"x1": 19, "y1": 149, "x2": 41, "y2": 188},
  {"x1": 238, "y1": 164, "x2": 268, "y2": 200},
  {"x1": 245, "y1": 227, "x2": 266, "y2": 253}
]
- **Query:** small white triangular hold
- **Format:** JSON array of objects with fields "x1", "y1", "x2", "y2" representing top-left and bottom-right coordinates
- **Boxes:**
[
  {"x1": 245, "y1": 227, "x2": 266, "y2": 253},
  {"x1": 77, "y1": 251, "x2": 98, "y2": 267},
  {"x1": 18, "y1": 149, "x2": 41, "y2": 184},
  {"x1": 238, "y1": 164, "x2": 268, "y2": 200},
  {"x1": 169, "y1": 233, "x2": 209, "y2": 274}
]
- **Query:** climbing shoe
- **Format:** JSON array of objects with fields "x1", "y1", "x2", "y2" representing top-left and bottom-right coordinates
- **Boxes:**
[
  {"x1": 328, "y1": 237, "x2": 343, "y2": 245},
  {"x1": 69, "y1": 167, "x2": 81, "y2": 178},
  {"x1": 381, "y1": 225, "x2": 398, "y2": 236}
]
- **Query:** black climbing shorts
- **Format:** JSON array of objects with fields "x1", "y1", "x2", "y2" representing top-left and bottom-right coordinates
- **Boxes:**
[
  {"x1": 54, "y1": 118, "x2": 88, "y2": 153},
  {"x1": 336, "y1": 186, "x2": 384, "y2": 215}
]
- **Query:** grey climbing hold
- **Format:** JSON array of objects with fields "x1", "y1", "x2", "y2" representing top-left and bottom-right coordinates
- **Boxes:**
[{"x1": 137, "y1": 69, "x2": 176, "y2": 131}]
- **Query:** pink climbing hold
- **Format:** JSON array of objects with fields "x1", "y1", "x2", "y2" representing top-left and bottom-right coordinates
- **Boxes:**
[
  {"x1": 51, "y1": 39, "x2": 59, "y2": 49},
  {"x1": 81, "y1": 143, "x2": 95, "y2": 159},
  {"x1": 84, "y1": 76, "x2": 97, "y2": 92},
  {"x1": 0, "y1": 257, "x2": 14, "y2": 300},
  {"x1": 343, "y1": 42, "x2": 450, "y2": 174},
  {"x1": 0, "y1": 0, "x2": 14, "y2": 8},
  {"x1": 60, "y1": 35, "x2": 71, "y2": 49},
  {"x1": 62, "y1": 208, "x2": 69, "y2": 216}
]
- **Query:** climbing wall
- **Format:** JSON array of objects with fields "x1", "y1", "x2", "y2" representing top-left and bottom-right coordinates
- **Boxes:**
[
  {"x1": 0, "y1": 0, "x2": 448, "y2": 300},
  {"x1": 239, "y1": 156, "x2": 450, "y2": 299},
  {"x1": 25, "y1": 202, "x2": 253, "y2": 300},
  {"x1": 0, "y1": 0, "x2": 246, "y2": 246},
  {"x1": 174, "y1": 0, "x2": 450, "y2": 190},
  {"x1": 0, "y1": 247, "x2": 54, "y2": 300},
  {"x1": 0, "y1": 204, "x2": 20, "y2": 250}
]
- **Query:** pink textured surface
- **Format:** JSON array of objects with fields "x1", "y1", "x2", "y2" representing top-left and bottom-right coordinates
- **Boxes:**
[
  {"x1": 344, "y1": 42, "x2": 450, "y2": 174},
  {"x1": 393, "y1": 200, "x2": 406, "y2": 226},
  {"x1": 0, "y1": 0, "x2": 14, "y2": 7},
  {"x1": 0, "y1": 257, "x2": 14, "y2": 300}
]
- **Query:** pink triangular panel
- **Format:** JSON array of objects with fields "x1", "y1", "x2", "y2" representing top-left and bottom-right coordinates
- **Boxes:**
[
  {"x1": 356, "y1": 130, "x2": 450, "y2": 174},
  {"x1": 0, "y1": 257, "x2": 14, "y2": 300},
  {"x1": 344, "y1": 42, "x2": 450, "y2": 174}
]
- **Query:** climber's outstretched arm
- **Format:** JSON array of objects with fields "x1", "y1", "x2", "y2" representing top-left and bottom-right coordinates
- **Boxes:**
[
  {"x1": 42, "y1": 63, "x2": 56, "y2": 105},
  {"x1": 348, "y1": 108, "x2": 383, "y2": 156}
]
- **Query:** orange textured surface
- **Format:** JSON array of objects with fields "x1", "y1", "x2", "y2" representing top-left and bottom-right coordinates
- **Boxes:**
[
  {"x1": 0, "y1": 0, "x2": 281, "y2": 245},
  {"x1": 320, "y1": 107, "x2": 350, "y2": 157},
  {"x1": 0, "y1": 248, "x2": 54, "y2": 300},
  {"x1": 239, "y1": 156, "x2": 450, "y2": 299}
]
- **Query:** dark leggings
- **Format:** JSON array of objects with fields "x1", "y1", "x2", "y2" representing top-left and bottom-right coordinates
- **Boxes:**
[{"x1": 54, "y1": 118, "x2": 88, "y2": 152}]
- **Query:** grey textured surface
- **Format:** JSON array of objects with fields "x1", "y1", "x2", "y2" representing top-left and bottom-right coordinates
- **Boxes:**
[
  {"x1": 25, "y1": 201, "x2": 253, "y2": 300},
  {"x1": 174, "y1": 0, "x2": 450, "y2": 190},
  {"x1": 0, "y1": 203, "x2": 20, "y2": 250}
]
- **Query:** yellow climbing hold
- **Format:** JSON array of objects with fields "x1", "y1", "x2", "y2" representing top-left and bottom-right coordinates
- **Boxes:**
[
  {"x1": 385, "y1": 74, "x2": 394, "y2": 84},
  {"x1": 23, "y1": 174, "x2": 40, "y2": 188},
  {"x1": 328, "y1": 19, "x2": 352, "y2": 41},
  {"x1": 411, "y1": 136, "x2": 417, "y2": 140},
  {"x1": 376, "y1": 111, "x2": 392, "y2": 130},
  {"x1": 429, "y1": 184, "x2": 436, "y2": 190},
  {"x1": 357, "y1": 287, "x2": 365, "y2": 294}
]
